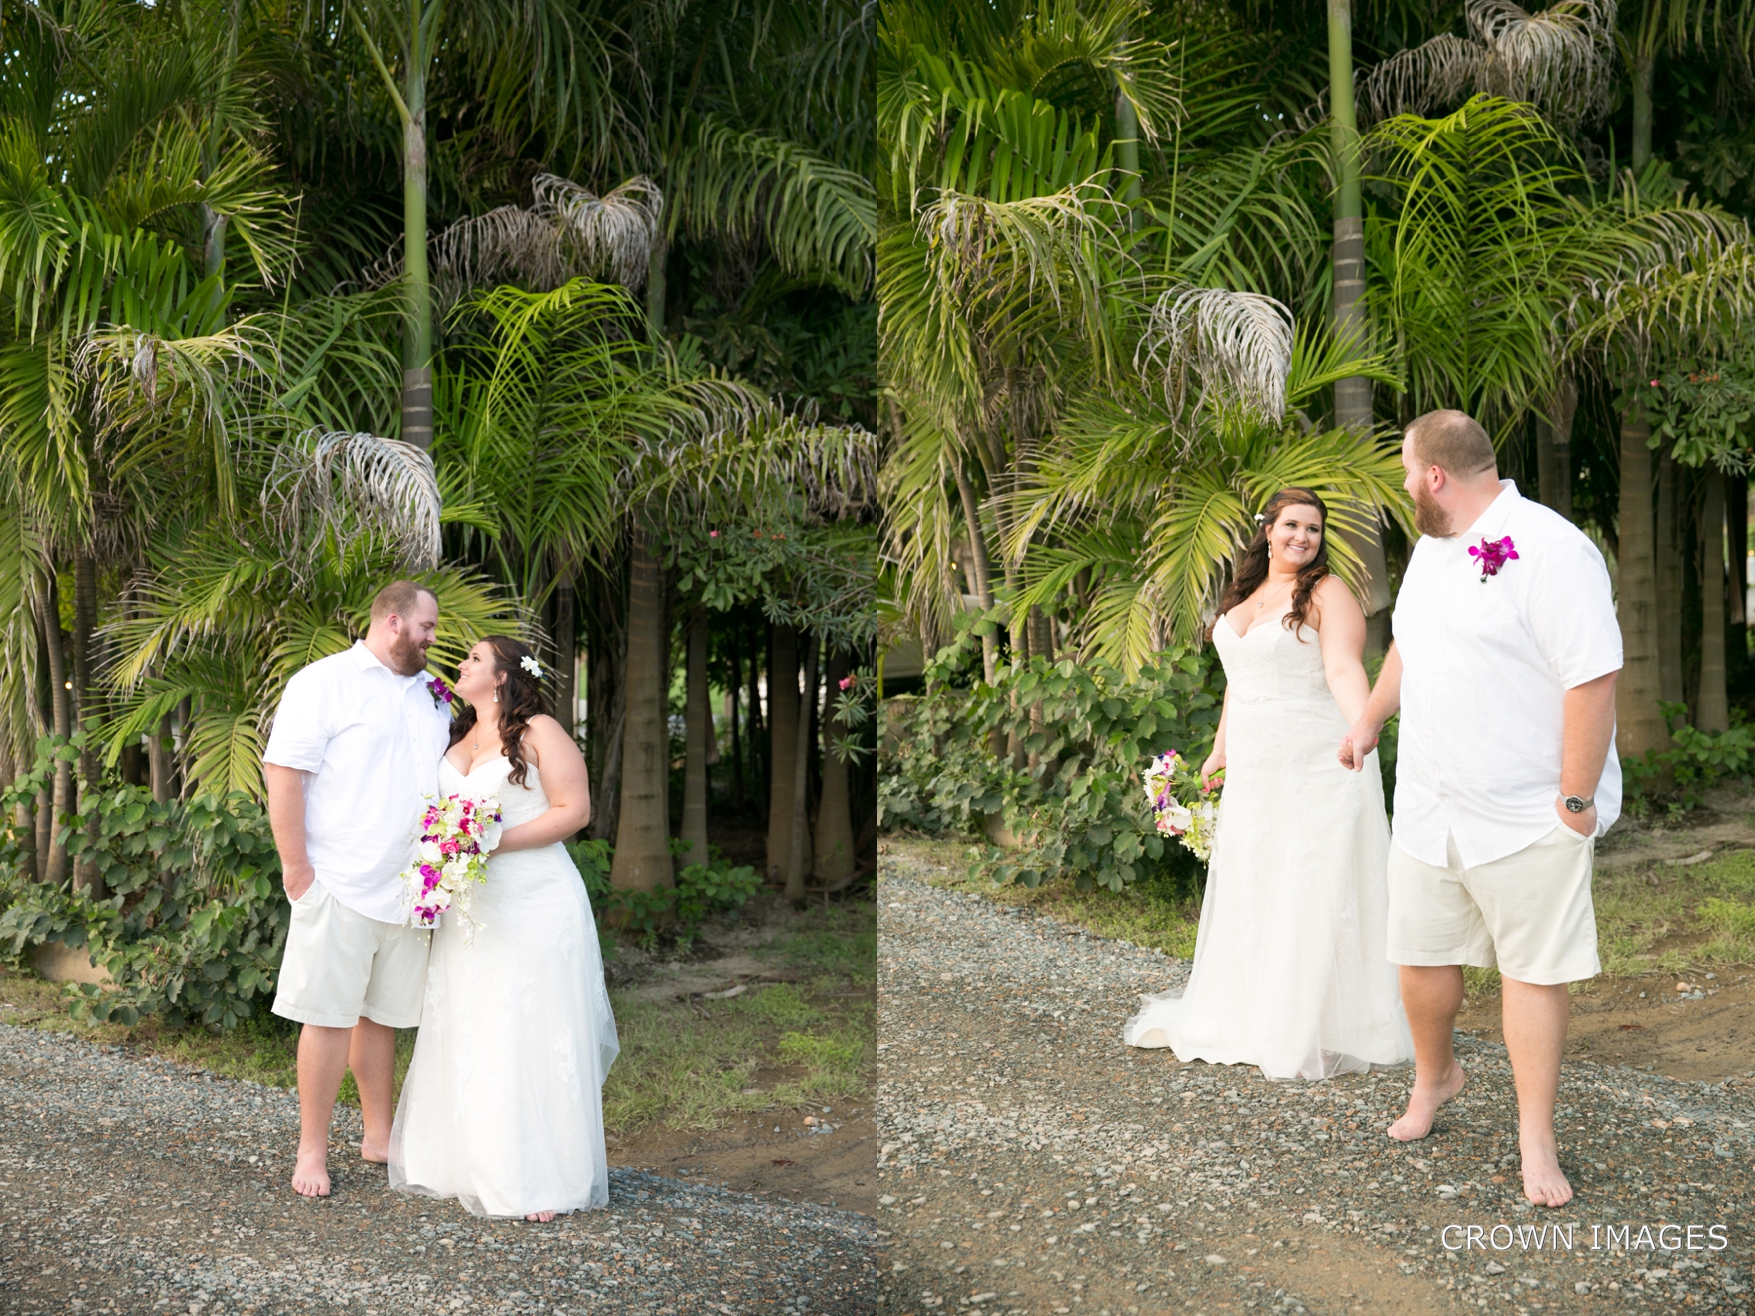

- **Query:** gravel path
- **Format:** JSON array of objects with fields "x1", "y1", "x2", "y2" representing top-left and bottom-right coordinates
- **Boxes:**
[
  {"x1": 876, "y1": 851, "x2": 1755, "y2": 1316},
  {"x1": 0, "y1": 1025, "x2": 877, "y2": 1315}
]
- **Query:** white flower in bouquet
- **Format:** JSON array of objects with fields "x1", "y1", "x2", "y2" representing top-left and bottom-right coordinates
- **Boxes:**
[{"x1": 1141, "y1": 749, "x2": 1221, "y2": 861}]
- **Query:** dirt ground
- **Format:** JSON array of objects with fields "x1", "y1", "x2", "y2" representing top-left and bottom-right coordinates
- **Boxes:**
[
  {"x1": 1454, "y1": 792, "x2": 1755, "y2": 1084},
  {"x1": 603, "y1": 906, "x2": 878, "y2": 1213}
]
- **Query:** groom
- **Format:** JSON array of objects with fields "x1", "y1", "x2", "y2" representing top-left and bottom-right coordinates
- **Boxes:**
[
  {"x1": 264, "y1": 581, "x2": 452, "y2": 1197},
  {"x1": 1340, "y1": 409, "x2": 1621, "y2": 1208}
]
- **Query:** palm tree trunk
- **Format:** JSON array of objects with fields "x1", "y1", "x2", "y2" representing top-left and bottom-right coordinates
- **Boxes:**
[
  {"x1": 766, "y1": 624, "x2": 803, "y2": 884},
  {"x1": 785, "y1": 633, "x2": 820, "y2": 906},
  {"x1": 646, "y1": 229, "x2": 668, "y2": 344},
  {"x1": 1535, "y1": 377, "x2": 1577, "y2": 520},
  {"x1": 953, "y1": 458, "x2": 998, "y2": 684},
  {"x1": 149, "y1": 712, "x2": 174, "y2": 805},
  {"x1": 1615, "y1": 409, "x2": 1669, "y2": 760},
  {"x1": 400, "y1": 0, "x2": 434, "y2": 451},
  {"x1": 1657, "y1": 450, "x2": 1684, "y2": 705},
  {"x1": 71, "y1": 550, "x2": 102, "y2": 897},
  {"x1": 680, "y1": 605, "x2": 711, "y2": 868},
  {"x1": 1630, "y1": 52, "x2": 1655, "y2": 172},
  {"x1": 608, "y1": 531, "x2": 674, "y2": 894},
  {"x1": 727, "y1": 624, "x2": 745, "y2": 809},
  {"x1": 1698, "y1": 471, "x2": 1730, "y2": 733},
  {"x1": 1327, "y1": 0, "x2": 1392, "y2": 637},
  {"x1": 34, "y1": 575, "x2": 71, "y2": 886},
  {"x1": 813, "y1": 647, "x2": 856, "y2": 888},
  {"x1": 746, "y1": 617, "x2": 766, "y2": 816},
  {"x1": 1730, "y1": 478, "x2": 1748, "y2": 691},
  {"x1": 552, "y1": 570, "x2": 578, "y2": 737}
]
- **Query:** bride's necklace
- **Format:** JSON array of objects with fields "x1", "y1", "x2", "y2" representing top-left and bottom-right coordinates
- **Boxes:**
[{"x1": 1255, "y1": 577, "x2": 1296, "y2": 611}]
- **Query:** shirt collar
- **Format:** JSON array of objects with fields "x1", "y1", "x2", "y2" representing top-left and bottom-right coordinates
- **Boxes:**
[
  {"x1": 1454, "y1": 479, "x2": 1521, "y2": 545},
  {"x1": 352, "y1": 639, "x2": 421, "y2": 685}
]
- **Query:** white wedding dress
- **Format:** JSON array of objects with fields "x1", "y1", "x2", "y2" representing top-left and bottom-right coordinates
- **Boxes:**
[
  {"x1": 1124, "y1": 611, "x2": 1413, "y2": 1079},
  {"x1": 388, "y1": 755, "x2": 619, "y2": 1217}
]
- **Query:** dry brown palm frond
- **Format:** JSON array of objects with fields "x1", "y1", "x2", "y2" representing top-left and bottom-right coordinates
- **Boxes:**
[
  {"x1": 77, "y1": 324, "x2": 274, "y2": 444},
  {"x1": 349, "y1": 175, "x2": 663, "y2": 306},
  {"x1": 263, "y1": 429, "x2": 441, "y2": 570},
  {"x1": 1136, "y1": 285, "x2": 1296, "y2": 427},
  {"x1": 1352, "y1": 0, "x2": 1614, "y2": 129},
  {"x1": 1470, "y1": 0, "x2": 1617, "y2": 127},
  {"x1": 1359, "y1": 35, "x2": 1487, "y2": 124},
  {"x1": 531, "y1": 173, "x2": 664, "y2": 289}
]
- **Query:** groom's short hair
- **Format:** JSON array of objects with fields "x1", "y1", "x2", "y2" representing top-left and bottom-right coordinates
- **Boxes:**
[
  {"x1": 370, "y1": 580, "x2": 437, "y2": 624},
  {"x1": 1407, "y1": 410, "x2": 1496, "y2": 480}
]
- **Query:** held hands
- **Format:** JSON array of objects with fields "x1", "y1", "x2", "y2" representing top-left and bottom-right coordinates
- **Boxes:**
[
  {"x1": 1337, "y1": 719, "x2": 1380, "y2": 771},
  {"x1": 1555, "y1": 795, "x2": 1597, "y2": 837},
  {"x1": 1199, "y1": 751, "x2": 1225, "y2": 791}
]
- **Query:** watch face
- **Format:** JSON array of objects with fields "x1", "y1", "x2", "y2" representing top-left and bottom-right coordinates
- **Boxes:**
[{"x1": 1565, "y1": 797, "x2": 1586, "y2": 812}]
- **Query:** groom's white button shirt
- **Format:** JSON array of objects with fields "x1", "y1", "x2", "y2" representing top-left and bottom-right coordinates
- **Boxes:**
[
  {"x1": 1391, "y1": 480, "x2": 1623, "y2": 869},
  {"x1": 264, "y1": 641, "x2": 453, "y2": 923}
]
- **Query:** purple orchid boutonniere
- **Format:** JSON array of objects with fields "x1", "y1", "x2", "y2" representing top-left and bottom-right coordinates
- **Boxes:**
[
  {"x1": 427, "y1": 674, "x2": 454, "y2": 708},
  {"x1": 1468, "y1": 535, "x2": 1519, "y2": 581}
]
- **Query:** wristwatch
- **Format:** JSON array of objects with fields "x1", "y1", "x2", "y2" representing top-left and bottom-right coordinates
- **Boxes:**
[{"x1": 1562, "y1": 794, "x2": 1594, "y2": 813}]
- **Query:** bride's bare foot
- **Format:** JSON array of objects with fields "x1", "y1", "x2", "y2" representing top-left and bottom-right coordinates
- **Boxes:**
[
  {"x1": 292, "y1": 1143, "x2": 331, "y2": 1197},
  {"x1": 525, "y1": 1210, "x2": 557, "y2": 1223},
  {"x1": 1520, "y1": 1133, "x2": 1573, "y2": 1208},
  {"x1": 1387, "y1": 1063, "x2": 1467, "y2": 1141},
  {"x1": 360, "y1": 1138, "x2": 389, "y2": 1165}
]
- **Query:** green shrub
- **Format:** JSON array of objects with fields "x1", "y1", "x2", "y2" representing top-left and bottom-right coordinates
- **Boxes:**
[
  {"x1": 1622, "y1": 702, "x2": 1755, "y2": 812},
  {"x1": 0, "y1": 736, "x2": 287, "y2": 1030},
  {"x1": 881, "y1": 634, "x2": 1222, "y2": 894},
  {"x1": 568, "y1": 837, "x2": 761, "y2": 951}
]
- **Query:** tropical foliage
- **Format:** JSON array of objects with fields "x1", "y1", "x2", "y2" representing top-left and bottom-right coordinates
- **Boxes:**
[
  {"x1": 877, "y1": 0, "x2": 1755, "y2": 883},
  {"x1": 0, "y1": 0, "x2": 879, "y2": 1027}
]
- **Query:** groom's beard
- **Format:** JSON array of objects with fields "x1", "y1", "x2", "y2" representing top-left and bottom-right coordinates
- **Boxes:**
[
  {"x1": 388, "y1": 631, "x2": 432, "y2": 676},
  {"x1": 1412, "y1": 482, "x2": 1453, "y2": 538}
]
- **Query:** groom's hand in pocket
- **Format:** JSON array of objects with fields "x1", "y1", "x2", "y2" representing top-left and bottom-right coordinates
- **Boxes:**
[
  {"x1": 1555, "y1": 795, "x2": 1596, "y2": 837},
  {"x1": 283, "y1": 862, "x2": 317, "y2": 903}
]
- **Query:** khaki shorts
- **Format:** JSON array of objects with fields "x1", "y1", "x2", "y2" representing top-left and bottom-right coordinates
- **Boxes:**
[
  {"x1": 1387, "y1": 825, "x2": 1600, "y2": 986},
  {"x1": 271, "y1": 880, "x2": 430, "y2": 1028}
]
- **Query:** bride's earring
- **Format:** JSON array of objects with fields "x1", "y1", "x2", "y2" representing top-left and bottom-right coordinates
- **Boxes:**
[{"x1": 492, "y1": 686, "x2": 499, "y2": 704}]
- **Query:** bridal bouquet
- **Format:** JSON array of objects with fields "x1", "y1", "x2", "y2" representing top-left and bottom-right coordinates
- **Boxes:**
[
  {"x1": 1141, "y1": 750, "x2": 1221, "y2": 861},
  {"x1": 400, "y1": 793, "x2": 504, "y2": 939}
]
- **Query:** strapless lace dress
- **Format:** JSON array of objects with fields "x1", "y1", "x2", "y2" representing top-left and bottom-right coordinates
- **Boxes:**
[
  {"x1": 1123, "y1": 614, "x2": 1413, "y2": 1079},
  {"x1": 388, "y1": 755, "x2": 619, "y2": 1216}
]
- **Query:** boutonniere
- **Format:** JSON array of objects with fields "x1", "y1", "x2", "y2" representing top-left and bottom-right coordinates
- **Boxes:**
[
  {"x1": 1468, "y1": 535, "x2": 1519, "y2": 581},
  {"x1": 426, "y1": 674, "x2": 454, "y2": 708}
]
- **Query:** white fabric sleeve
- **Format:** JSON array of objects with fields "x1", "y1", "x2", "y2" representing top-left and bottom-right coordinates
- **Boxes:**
[
  {"x1": 262, "y1": 668, "x2": 331, "y2": 772},
  {"x1": 1526, "y1": 533, "x2": 1623, "y2": 688}
]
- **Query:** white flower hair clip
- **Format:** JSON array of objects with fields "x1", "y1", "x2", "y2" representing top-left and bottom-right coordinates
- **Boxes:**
[
  {"x1": 1253, "y1": 512, "x2": 1267, "y2": 524},
  {"x1": 520, "y1": 655, "x2": 545, "y2": 680}
]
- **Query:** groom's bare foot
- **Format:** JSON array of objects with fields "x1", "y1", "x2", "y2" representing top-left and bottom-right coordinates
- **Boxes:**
[
  {"x1": 292, "y1": 1143, "x2": 331, "y2": 1197},
  {"x1": 1387, "y1": 1062, "x2": 1466, "y2": 1141},
  {"x1": 360, "y1": 1138, "x2": 389, "y2": 1165},
  {"x1": 1520, "y1": 1133, "x2": 1573, "y2": 1208},
  {"x1": 525, "y1": 1210, "x2": 556, "y2": 1223}
]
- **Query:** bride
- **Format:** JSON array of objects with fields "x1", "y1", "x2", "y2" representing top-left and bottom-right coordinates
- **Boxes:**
[
  {"x1": 389, "y1": 635, "x2": 619, "y2": 1220},
  {"x1": 1124, "y1": 488, "x2": 1413, "y2": 1079}
]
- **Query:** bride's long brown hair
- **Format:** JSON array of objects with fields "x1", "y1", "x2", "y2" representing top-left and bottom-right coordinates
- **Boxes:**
[
  {"x1": 1211, "y1": 488, "x2": 1332, "y2": 642},
  {"x1": 448, "y1": 635, "x2": 549, "y2": 786}
]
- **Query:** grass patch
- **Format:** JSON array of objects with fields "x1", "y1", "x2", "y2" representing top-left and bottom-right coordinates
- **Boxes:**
[
  {"x1": 1592, "y1": 851, "x2": 1755, "y2": 978},
  {"x1": 603, "y1": 977, "x2": 873, "y2": 1135},
  {"x1": 887, "y1": 833, "x2": 1200, "y2": 958},
  {"x1": 0, "y1": 966, "x2": 306, "y2": 1091},
  {"x1": 1, "y1": 893, "x2": 879, "y2": 1141},
  {"x1": 602, "y1": 898, "x2": 875, "y2": 1136}
]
